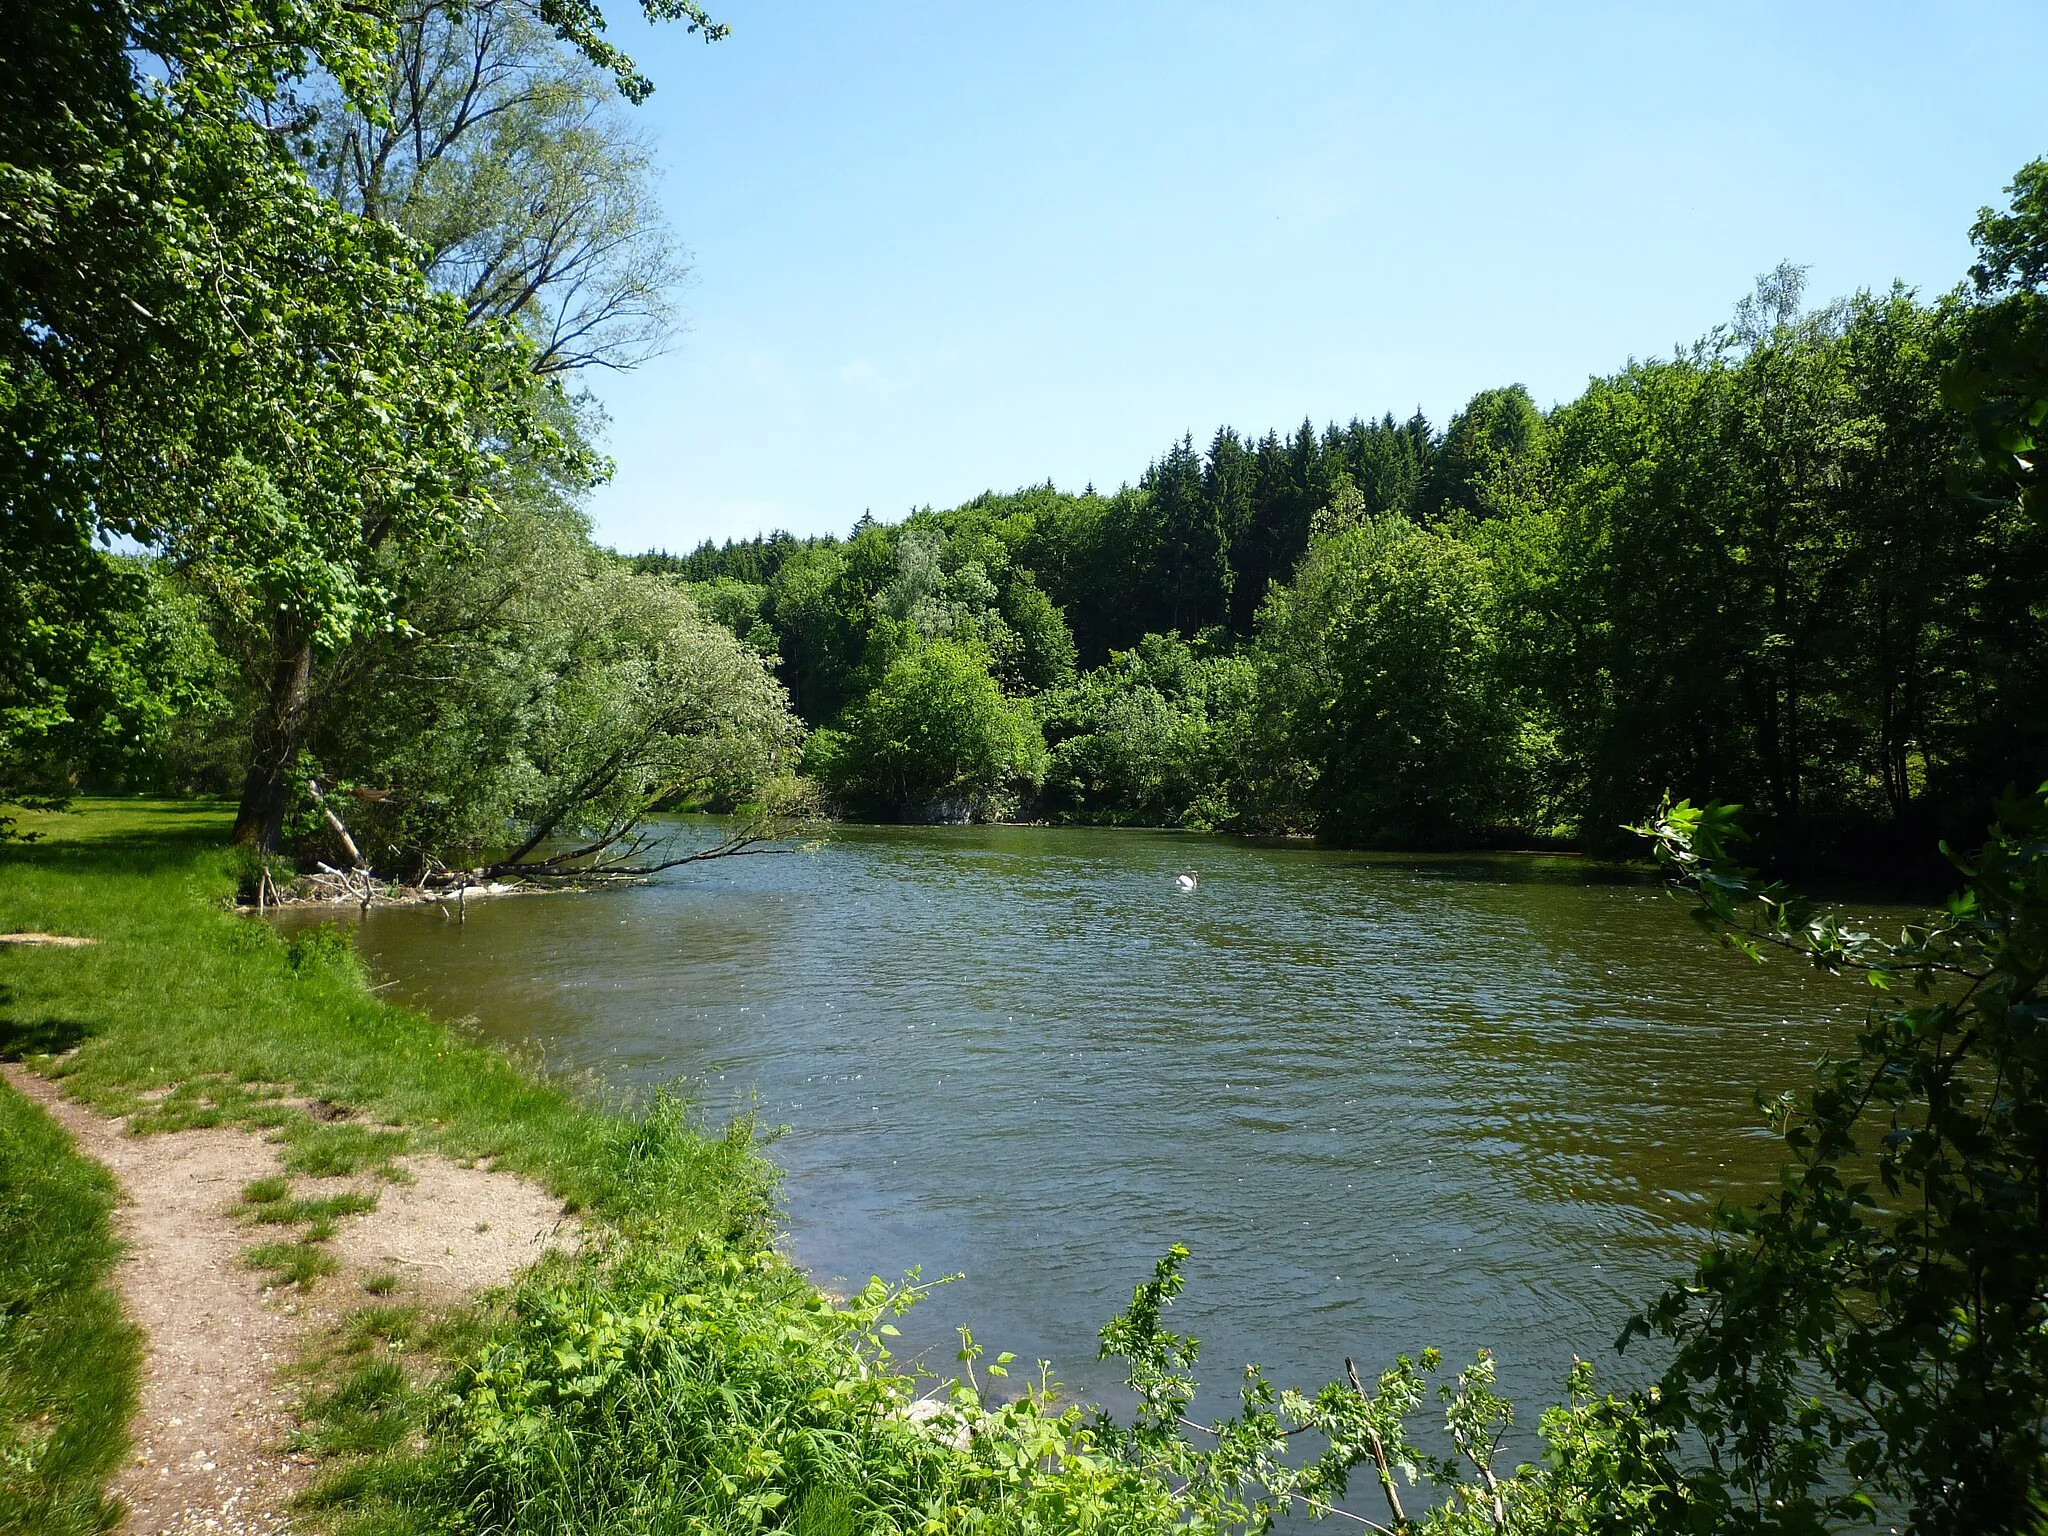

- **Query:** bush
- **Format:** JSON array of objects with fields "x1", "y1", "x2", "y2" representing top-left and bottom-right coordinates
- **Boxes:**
[
  {"x1": 1040, "y1": 632, "x2": 1251, "y2": 827},
  {"x1": 1250, "y1": 516, "x2": 1529, "y2": 846},
  {"x1": 814, "y1": 641, "x2": 1046, "y2": 821}
]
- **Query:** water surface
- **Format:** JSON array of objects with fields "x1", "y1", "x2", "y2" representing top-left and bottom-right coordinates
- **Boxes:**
[{"x1": 293, "y1": 824, "x2": 1899, "y2": 1415}]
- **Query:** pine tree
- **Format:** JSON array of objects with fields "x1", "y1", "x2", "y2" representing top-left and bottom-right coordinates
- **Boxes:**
[{"x1": 1141, "y1": 434, "x2": 1231, "y2": 635}]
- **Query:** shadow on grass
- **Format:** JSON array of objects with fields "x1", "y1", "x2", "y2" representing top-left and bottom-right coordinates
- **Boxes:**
[
  {"x1": 0, "y1": 1010, "x2": 96, "y2": 1061},
  {"x1": 0, "y1": 798, "x2": 233, "y2": 878}
]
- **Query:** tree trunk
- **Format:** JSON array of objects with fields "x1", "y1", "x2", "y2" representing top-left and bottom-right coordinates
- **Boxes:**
[{"x1": 232, "y1": 640, "x2": 315, "y2": 852}]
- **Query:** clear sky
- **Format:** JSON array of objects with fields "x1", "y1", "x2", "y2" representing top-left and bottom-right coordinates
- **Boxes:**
[{"x1": 578, "y1": 1, "x2": 2045, "y2": 554}]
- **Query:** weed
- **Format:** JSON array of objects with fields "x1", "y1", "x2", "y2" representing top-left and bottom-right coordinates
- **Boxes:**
[
  {"x1": 280, "y1": 1123, "x2": 410, "y2": 1179},
  {"x1": 125, "y1": 1076, "x2": 287, "y2": 1135},
  {"x1": 247, "y1": 1240, "x2": 338, "y2": 1290},
  {"x1": 796, "y1": 1487, "x2": 863, "y2": 1536},
  {"x1": 285, "y1": 923, "x2": 362, "y2": 980},
  {"x1": 296, "y1": 1361, "x2": 413, "y2": 1456},
  {"x1": 361, "y1": 1272, "x2": 400, "y2": 1297},
  {"x1": 239, "y1": 1184, "x2": 378, "y2": 1228}
]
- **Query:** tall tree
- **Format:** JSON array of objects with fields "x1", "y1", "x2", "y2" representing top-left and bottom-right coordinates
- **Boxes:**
[
  {"x1": 297, "y1": 0, "x2": 691, "y2": 373},
  {"x1": 0, "y1": 0, "x2": 721, "y2": 845},
  {"x1": 1423, "y1": 384, "x2": 1545, "y2": 520},
  {"x1": 1143, "y1": 434, "x2": 1232, "y2": 635}
]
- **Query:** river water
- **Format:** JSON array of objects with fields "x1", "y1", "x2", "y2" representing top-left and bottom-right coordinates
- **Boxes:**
[{"x1": 291, "y1": 823, "x2": 1898, "y2": 1417}]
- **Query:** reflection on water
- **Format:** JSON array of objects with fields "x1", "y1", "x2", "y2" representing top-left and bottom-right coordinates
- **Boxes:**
[{"x1": 281, "y1": 823, "x2": 1903, "y2": 1414}]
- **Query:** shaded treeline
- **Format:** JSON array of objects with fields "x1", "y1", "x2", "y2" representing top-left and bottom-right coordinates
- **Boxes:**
[{"x1": 639, "y1": 239, "x2": 2047, "y2": 874}]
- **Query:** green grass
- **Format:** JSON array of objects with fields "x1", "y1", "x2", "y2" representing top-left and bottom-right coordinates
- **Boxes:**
[
  {"x1": 246, "y1": 1238, "x2": 341, "y2": 1289},
  {"x1": 0, "y1": 799, "x2": 781, "y2": 1532},
  {"x1": 241, "y1": 1178, "x2": 378, "y2": 1225},
  {"x1": 0, "y1": 800, "x2": 772, "y2": 1241},
  {"x1": 0, "y1": 1076, "x2": 142, "y2": 1536}
]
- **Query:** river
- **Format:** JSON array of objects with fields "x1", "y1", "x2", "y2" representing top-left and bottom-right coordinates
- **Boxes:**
[{"x1": 286, "y1": 822, "x2": 1899, "y2": 1419}]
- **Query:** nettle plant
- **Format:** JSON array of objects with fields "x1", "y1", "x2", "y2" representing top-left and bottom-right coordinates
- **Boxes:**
[{"x1": 926, "y1": 1246, "x2": 1680, "y2": 1536}]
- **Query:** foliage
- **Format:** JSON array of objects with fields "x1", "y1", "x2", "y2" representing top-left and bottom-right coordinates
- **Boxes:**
[
  {"x1": 1041, "y1": 633, "x2": 1251, "y2": 827},
  {"x1": 297, "y1": 0, "x2": 690, "y2": 374},
  {"x1": 1625, "y1": 786, "x2": 2048, "y2": 1532},
  {"x1": 1423, "y1": 384, "x2": 1546, "y2": 521},
  {"x1": 0, "y1": 1079, "x2": 141, "y2": 1536},
  {"x1": 309, "y1": 1229, "x2": 1688, "y2": 1536},
  {"x1": 1525, "y1": 280, "x2": 1996, "y2": 869},
  {"x1": 0, "y1": 0, "x2": 744, "y2": 856},
  {"x1": 0, "y1": 0, "x2": 591, "y2": 848},
  {"x1": 305, "y1": 488, "x2": 804, "y2": 874},
  {"x1": 1247, "y1": 515, "x2": 1529, "y2": 846},
  {"x1": 810, "y1": 640, "x2": 1046, "y2": 821},
  {"x1": 690, "y1": 578, "x2": 778, "y2": 654},
  {"x1": 1959, "y1": 155, "x2": 2048, "y2": 525},
  {"x1": 0, "y1": 553, "x2": 235, "y2": 822}
]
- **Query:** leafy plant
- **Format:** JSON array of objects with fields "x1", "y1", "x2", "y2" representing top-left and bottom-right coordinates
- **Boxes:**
[{"x1": 1624, "y1": 785, "x2": 2048, "y2": 1532}]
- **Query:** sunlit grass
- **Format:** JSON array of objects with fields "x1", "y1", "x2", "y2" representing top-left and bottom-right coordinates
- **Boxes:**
[
  {"x1": 1, "y1": 799, "x2": 782, "y2": 1533},
  {"x1": 0, "y1": 800, "x2": 773, "y2": 1240},
  {"x1": 0, "y1": 1076, "x2": 142, "y2": 1536}
]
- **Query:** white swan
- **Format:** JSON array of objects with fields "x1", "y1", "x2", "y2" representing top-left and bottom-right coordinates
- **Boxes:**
[{"x1": 1174, "y1": 873, "x2": 1198, "y2": 892}]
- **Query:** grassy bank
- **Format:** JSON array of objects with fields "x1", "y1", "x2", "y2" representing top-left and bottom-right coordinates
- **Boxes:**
[
  {"x1": 0, "y1": 801, "x2": 768, "y2": 1237},
  {"x1": 0, "y1": 802, "x2": 1059, "y2": 1536}
]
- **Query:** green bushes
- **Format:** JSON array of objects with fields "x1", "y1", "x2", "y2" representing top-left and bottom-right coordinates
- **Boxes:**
[
  {"x1": 0, "y1": 1080, "x2": 141, "y2": 1536},
  {"x1": 307, "y1": 512, "x2": 804, "y2": 875},
  {"x1": 809, "y1": 641, "x2": 1046, "y2": 822},
  {"x1": 1040, "y1": 632, "x2": 1251, "y2": 828},
  {"x1": 430, "y1": 1252, "x2": 957, "y2": 1536},
  {"x1": 1246, "y1": 516, "x2": 1529, "y2": 846},
  {"x1": 1622, "y1": 787, "x2": 2048, "y2": 1530},
  {"x1": 321, "y1": 1235, "x2": 1691, "y2": 1536}
]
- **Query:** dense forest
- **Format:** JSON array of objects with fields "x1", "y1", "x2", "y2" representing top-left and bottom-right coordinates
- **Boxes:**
[
  {"x1": 636, "y1": 233, "x2": 2048, "y2": 876},
  {"x1": 1, "y1": 0, "x2": 2042, "y2": 887}
]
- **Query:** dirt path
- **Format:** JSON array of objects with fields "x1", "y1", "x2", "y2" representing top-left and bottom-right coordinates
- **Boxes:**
[{"x1": 4, "y1": 1066, "x2": 578, "y2": 1536}]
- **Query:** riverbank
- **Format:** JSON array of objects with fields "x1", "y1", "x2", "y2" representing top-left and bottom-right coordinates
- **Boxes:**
[
  {"x1": 5, "y1": 798, "x2": 1814, "y2": 1535},
  {"x1": 0, "y1": 801, "x2": 993, "y2": 1534}
]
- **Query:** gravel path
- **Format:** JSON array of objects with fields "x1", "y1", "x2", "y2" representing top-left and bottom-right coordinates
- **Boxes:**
[{"x1": 5, "y1": 1065, "x2": 577, "y2": 1535}]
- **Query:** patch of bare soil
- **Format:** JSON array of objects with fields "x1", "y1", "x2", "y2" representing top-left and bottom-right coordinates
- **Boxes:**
[
  {"x1": 2, "y1": 1065, "x2": 578, "y2": 1535},
  {"x1": 0, "y1": 931, "x2": 96, "y2": 946}
]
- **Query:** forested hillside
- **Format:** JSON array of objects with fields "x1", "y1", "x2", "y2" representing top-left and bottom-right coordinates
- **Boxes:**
[
  {"x1": 3, "y1": 0, "x2": 2041, "y2": 885},
  {"x1": 643, "y1": 231, "x2": 2048, "y2": 874}
]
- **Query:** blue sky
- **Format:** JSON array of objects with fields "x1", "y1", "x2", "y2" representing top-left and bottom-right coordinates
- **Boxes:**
[{"x1": 578, "y1": 1, "x2": 2044, "y2": 553}]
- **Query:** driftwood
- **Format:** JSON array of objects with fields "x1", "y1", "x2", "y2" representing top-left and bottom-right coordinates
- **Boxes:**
[
  {"x1": 478, "y1": 819, "x2": 793, "y2": 882},
  {"x1": 305, "y1": 779, "x2": 366, "y2": 870},
  {"x1": 240, "y1": 778, "x2": 823, "y2": 913},
  {"x1": 243, "y1": 867, "x2": 532, "y2": 913}
]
